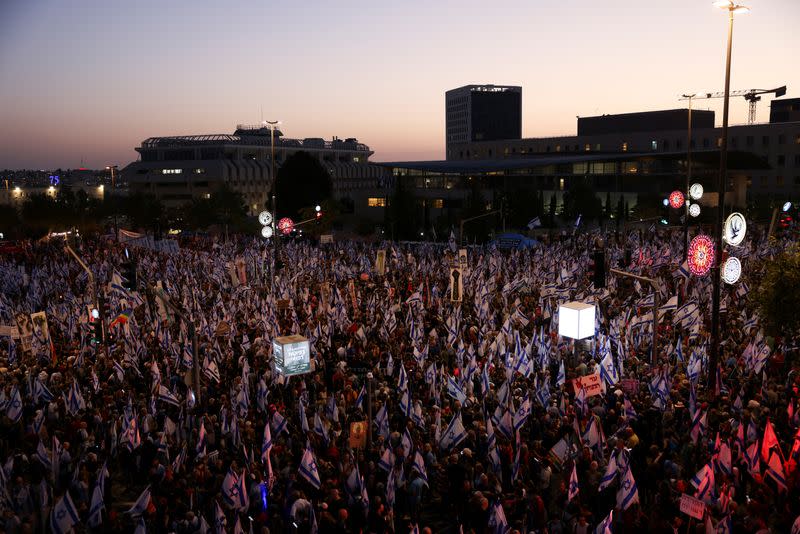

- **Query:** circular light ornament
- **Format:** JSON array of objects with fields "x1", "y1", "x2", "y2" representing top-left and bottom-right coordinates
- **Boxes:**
[
  {"x1": 669, "y1": 190, "x2": 685, "y2": 209},
  {"x1": 723, "y1": 212, "x2": 746, "y2": 247},
  {"x1": 689, "y1": 183, "x2": 704, "y2": 201},
  {"x1": 258, "y1": 210, "x2": 273, "y2": 227},
  {"x1": 722, "y1": 256, "x2": 741, "y2": 285},
  {"x1": 689, "y1": 203, "x2": 701, "y2": 218},
  {"x1": 662, "y1": 198, "x2": 670, "y2": 207},
  {"x1": 783, "y1": 201, "x2": 793, "y2": 212},
  {"x1": 277, "y1": 217, "x2": 295, "y2": 236},
  {"x1": 261, "y1": 225, "x2": 274, "y2": 239},
  {"x1": 688, "y1": 234, "x2": 715, "y2": 277}
]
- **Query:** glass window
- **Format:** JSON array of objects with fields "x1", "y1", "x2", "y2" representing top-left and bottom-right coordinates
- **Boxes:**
[
  {"x1": 777, "y1": 176, "x2": 784, "y2": 187},
  {"x1": 622, "y1": 142, "x2": 628, "y2": 152},
  {"x1": 778, "y1": 134, "x2": 786, "y2": 144},
  {"x1": 777, "y1": 155, "x2": 785, "y2": 167},
  {"x1": 367, "y1": 197, "x2": 386, "y2": 207},
  {"x1": 762, "y1": 136, "x2": 769, "y2": 146},
  {"x1": 585, "y1": 144, "x2": 591, "y2": 152},
  {"x1": 746, "y1": 136, "x2": 754, "y2": 147},
  {"x1": 651, "y1": 140, "x2": 658, "y2": 150},
  {"x1": 432, "y1": 199, "x2": 444, "y2": 209}
]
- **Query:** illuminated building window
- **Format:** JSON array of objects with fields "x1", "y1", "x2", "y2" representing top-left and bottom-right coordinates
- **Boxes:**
[
  {"x1": 194, "y1": 168, "x2": 205, "y2": 174},
  {"x1": 432, "y1": 199, "x2": 444, "y2": 209},
  {"x1": 353, "y1": 156, "x2": 360, "y2": 163},
  {"x1": 584, "y1": 144, "x2": 591, "y2": 152},
  {"x1": 368, "y1": 197, "x2": 386, "y2": 207},
  {"x1": 559, "y1": 178, "x2": 565, "y2": 190},
  {"x1": 651, "y1": 140, "x2": 658, "y2": 151},
  {"x1": 555, "y1": 145, "x2": 561, "y2": 152},
  {"x1": 162, "y1": 169, "x2": 183, "y2": 174},
  {"x1": 622, "y1": 142, "x2": 628, "y2": 152}
]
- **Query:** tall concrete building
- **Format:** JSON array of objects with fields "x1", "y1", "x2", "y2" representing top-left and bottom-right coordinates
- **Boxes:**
[{"x1": 445, "y1": 85, "x2": 521, "y2": 159}]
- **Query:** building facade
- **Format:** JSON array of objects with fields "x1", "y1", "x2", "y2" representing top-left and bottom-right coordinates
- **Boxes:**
[
  {"x1": 122, "y1": 125, "x2": 387, "y2": 214},
  {"x1": 448, "y1": 105, "x2": 800, "y2": 198},
  {"x1": 445, "y1": 85, "x2": 521, "y2": 159}
]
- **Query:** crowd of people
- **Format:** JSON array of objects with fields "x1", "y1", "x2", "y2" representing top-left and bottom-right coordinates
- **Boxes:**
[{"x1": 0, "y1": 225, "x2": 798, "y2": 534}]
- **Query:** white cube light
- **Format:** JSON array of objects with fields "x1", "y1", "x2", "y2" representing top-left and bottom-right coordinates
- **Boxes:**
[{"x1": 558, "y1": 301, "x2": 596, "y2": 340}]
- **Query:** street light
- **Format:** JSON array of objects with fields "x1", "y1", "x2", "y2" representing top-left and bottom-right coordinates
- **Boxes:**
[
  {"x1": 708, "y1": 0, "x2": 749, "y2": 390},
  {"x1": 682, "y1": 93, "x2": 696, "y2": 260},
  {"x1": 263, "y1": 120, "x2": 281, "y2": 293}
]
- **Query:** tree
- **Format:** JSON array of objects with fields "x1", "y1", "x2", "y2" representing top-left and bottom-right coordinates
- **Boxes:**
[
  {"x1": 755, "y1": 244, "x2": 800, "y2": 338},
  {"x1": 562, "y1": 180, "x2": 602, "y2": 221},
  {"x1": 275, "y1": 151, "x2": 333, "y2": 219},
  {"x1": 123, "y1": 192, "x2": 165, "y2": 234},
  {"x1": 385, "y1": 176, "x2": 418, "y2": 241}
]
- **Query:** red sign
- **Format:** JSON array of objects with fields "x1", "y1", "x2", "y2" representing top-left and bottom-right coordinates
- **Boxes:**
[
  {"x1": 572, "y1": 374, "x2": 603, "y2": 397},
  {"x1": 688, "y1": 234, "x2": 715, "y2": 277},
  {"x1": 669, "y1": 190, "x2": 685, "y2": 209},
  {"x1": 679, "y1": 493, "x2": 705, "y2": 520}
]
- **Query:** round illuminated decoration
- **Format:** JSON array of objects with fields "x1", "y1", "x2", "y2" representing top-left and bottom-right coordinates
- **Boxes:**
[
  {"x1": 722, "y1": 256, "x2": 741, "y2": 285},
  {"x1": 662, "y1": 198, "x2": 669, "y2": 207},
  {"x1": 261, "y1": 225, "x2": 274, "y2": 239},
  {"x1": 689, "y1": 183, "x2": 704, "y2": 201},
  {"x1": 277, "y1": 217, "x2": 295, "y2": 235},
  {"x1": 723, "y1": 212, "x2": 746, "y2": 247},
  {"x1": 669, "y1": 190, "x2": 685, "y2": 209},
  {"x1": 783, "y1": 201, "x2": 793, "y2": 212},
  {"x1": 689, "y1": 203, "x2": 701, "y2": 218},
  {"x1": 258, "y1": 210, "x2": 273, "y2": 226},
  {"x1": 688, "y1": 234, "x2": 715, "y2": 276}
]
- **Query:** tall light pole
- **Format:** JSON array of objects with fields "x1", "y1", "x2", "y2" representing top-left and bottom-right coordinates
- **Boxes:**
[
  {"x1": 264, "y1": 120, "x2": 281, "y2": 294},
  {"x1": 681, "y1": 94, "x2": 695, "y2": 260},
  {"x1": 709, "y1": 0, "x2": 749, "y2": 390}
]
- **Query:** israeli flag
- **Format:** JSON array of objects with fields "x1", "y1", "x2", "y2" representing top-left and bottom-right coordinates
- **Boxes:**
[
  {"x1": 599, "y1": 352, "x2": 619, "y2": 386},
  {"x1": 439, "y1": 413, "x2": 467, "y2": 451},
  {"x1": 488, "y1": 501, "x2": 510, "y2": 534},
  {"x1": 271, "y1": 411, "x2": 288, "y2": 436},
  {"x1": 568, "y1": 463, "x2": 579, "y2": 503},
  {"x1": 598, "y1": 452, "x2": 618, "y2": 491},
  {"x1": 378, "y1": 447, "x2": 395, "y2": 472},
  {"x1": 446, "y1": 375, "x2": 467, "y2": 404},
  {"x1": 298, "y1": 448, "x2": 321, "y2": 489},
  {"x1": 5, "y1": 387, "x2": 22, "y2": 423},
  {"x1": 397, "y1": 363, "x2": 408, "y2": 392},
  {"x1": 556, "y1": 360, "x2": 565, "y2": 387},
  {"x1": 412, "y1": 451, "x2": 429, "y2": 485},
  {"x1": 615, "y1": 468, "x2": 639, "y2": 510},
  {"x1": 127, "y1": 485, "x2": 152, "y2": 517},
  {"x1": 50, "y1": 492, "x2": 80, "y2": 534}
]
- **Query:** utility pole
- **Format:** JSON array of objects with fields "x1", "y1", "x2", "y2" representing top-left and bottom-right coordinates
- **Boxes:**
[
  {"x1": 682, "y1": 94, "x2": 695, "y2": 260},
  {"x1": 366, "y1": 371, "x2": 374, "y2": 449},
  {"x1": 265, "y1": 120, "x2": 280, "y2": 295},
  {"x1": 609, "y1": 268, "x2": 660, "y2": 365}
]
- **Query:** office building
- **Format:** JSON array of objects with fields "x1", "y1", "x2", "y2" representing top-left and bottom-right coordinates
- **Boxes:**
[
  {"x1": 446, "y1": 85, "x2": 521, "y2": 159},
  {"x1": 122, "y1": 124, "x2": 387, "y2": 214},
  {"x1": 448, "y1": 103, "x2": 800, "y2": 197}
]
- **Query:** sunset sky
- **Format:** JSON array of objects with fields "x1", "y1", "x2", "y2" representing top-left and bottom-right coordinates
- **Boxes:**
[{"x1": 1, "y1": 0, "x2": 798, "y2": 169}]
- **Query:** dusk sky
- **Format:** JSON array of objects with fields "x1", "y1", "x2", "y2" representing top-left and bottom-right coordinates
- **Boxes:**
[{"x1": 1, "y1": 0, "x2": 798, "y2": 170}]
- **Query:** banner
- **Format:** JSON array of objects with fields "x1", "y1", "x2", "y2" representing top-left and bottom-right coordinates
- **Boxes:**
[
  {"x1": 375, "y1": 250, "x2": 386, "y2": 276},
  {"x1": 679, "y1": 493, "x2": 705, "y2": 520},
  {"x1": 14, "y1": 312, "x2": 34, "y2": 352},
  {"x1": 571, "y1": 374, "x2": 603, "y2": 397}
]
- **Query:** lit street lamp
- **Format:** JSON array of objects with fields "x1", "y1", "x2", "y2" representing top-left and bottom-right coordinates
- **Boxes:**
[{"x1": 709, "y1": 0, "x2": 748, "y2": 390}]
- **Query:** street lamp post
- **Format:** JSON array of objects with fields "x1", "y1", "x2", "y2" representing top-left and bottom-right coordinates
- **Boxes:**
[
  {"x1": 264, "y1": 120, "x2": 281, "y2": 294},
  {"x1": 709, "y1": 0, "x2": 748, "y2": 390},
  {"x1": 681, "y1": 94, "x2": 695, "y2": 260}
]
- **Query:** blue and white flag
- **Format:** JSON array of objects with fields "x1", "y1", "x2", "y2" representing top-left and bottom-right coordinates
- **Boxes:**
[
  {"x1": 615, "y1": 467, "x2": 639, "y2": 510},
  {"x1": 51, "y1": 492, "x2": 80, "y2": 534},
  {"x1": 355, "y1": 385, "x2": 366, "y2": 411},
  {"x1": 556, "y1": 360, "x2": 565, "y2": 387},
  {"x1": 271, "y1": 411, "x2": 288, "y2": 436},
  {"x1": 599, "y1": 352, "x2": 619, "y2": 387},
  {"x1": 568, "y1": 463, "x2": 579, "y2": 503},
  {"x1": 298, "y1": 448, "x2": 321, "y2": 489},
  {"x1": 512, "y1": 395, "x2": 531, "y2": 432},
  {"x1": 397, "y1": 363, "x2": 408, "y2": 392},
  {"x1": 527, "y1": 217, "x2": 542, "y2": 229},
  {"x1": 439, "y1": 413, "x2": 467, "y2": 451},
  {"x1": 127, "y1": 485, "x2": 152, "y2": 517},
  {"x1": 488, "y1": 501, "x2": 510, "y2": 534},
  {"x1": 412, "y1": 451, "x2": 428, "y2": 485},
  {"x1": 33, "y1": 378, "x2": 55, "y2": 404},
  {"x1": 446, "y1": 375, "x2": 466, "y2": 404},
  {"x1": 598, "y1": 452, "x2": 618, "y2": 491},
  {"x1": 5, "y1": 387, "x2": 22, "y2": 423},
  {"x1": 378, "y1": 447, "x2": 395, "y2": 472},
  {"x1": 594, "y1": 510, "x2": 614, "y2": 534}
]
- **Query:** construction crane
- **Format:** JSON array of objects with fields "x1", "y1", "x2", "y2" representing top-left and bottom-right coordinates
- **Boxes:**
[{"x1": 679, "y1": 85, "x2": 786, "y2": 124}]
